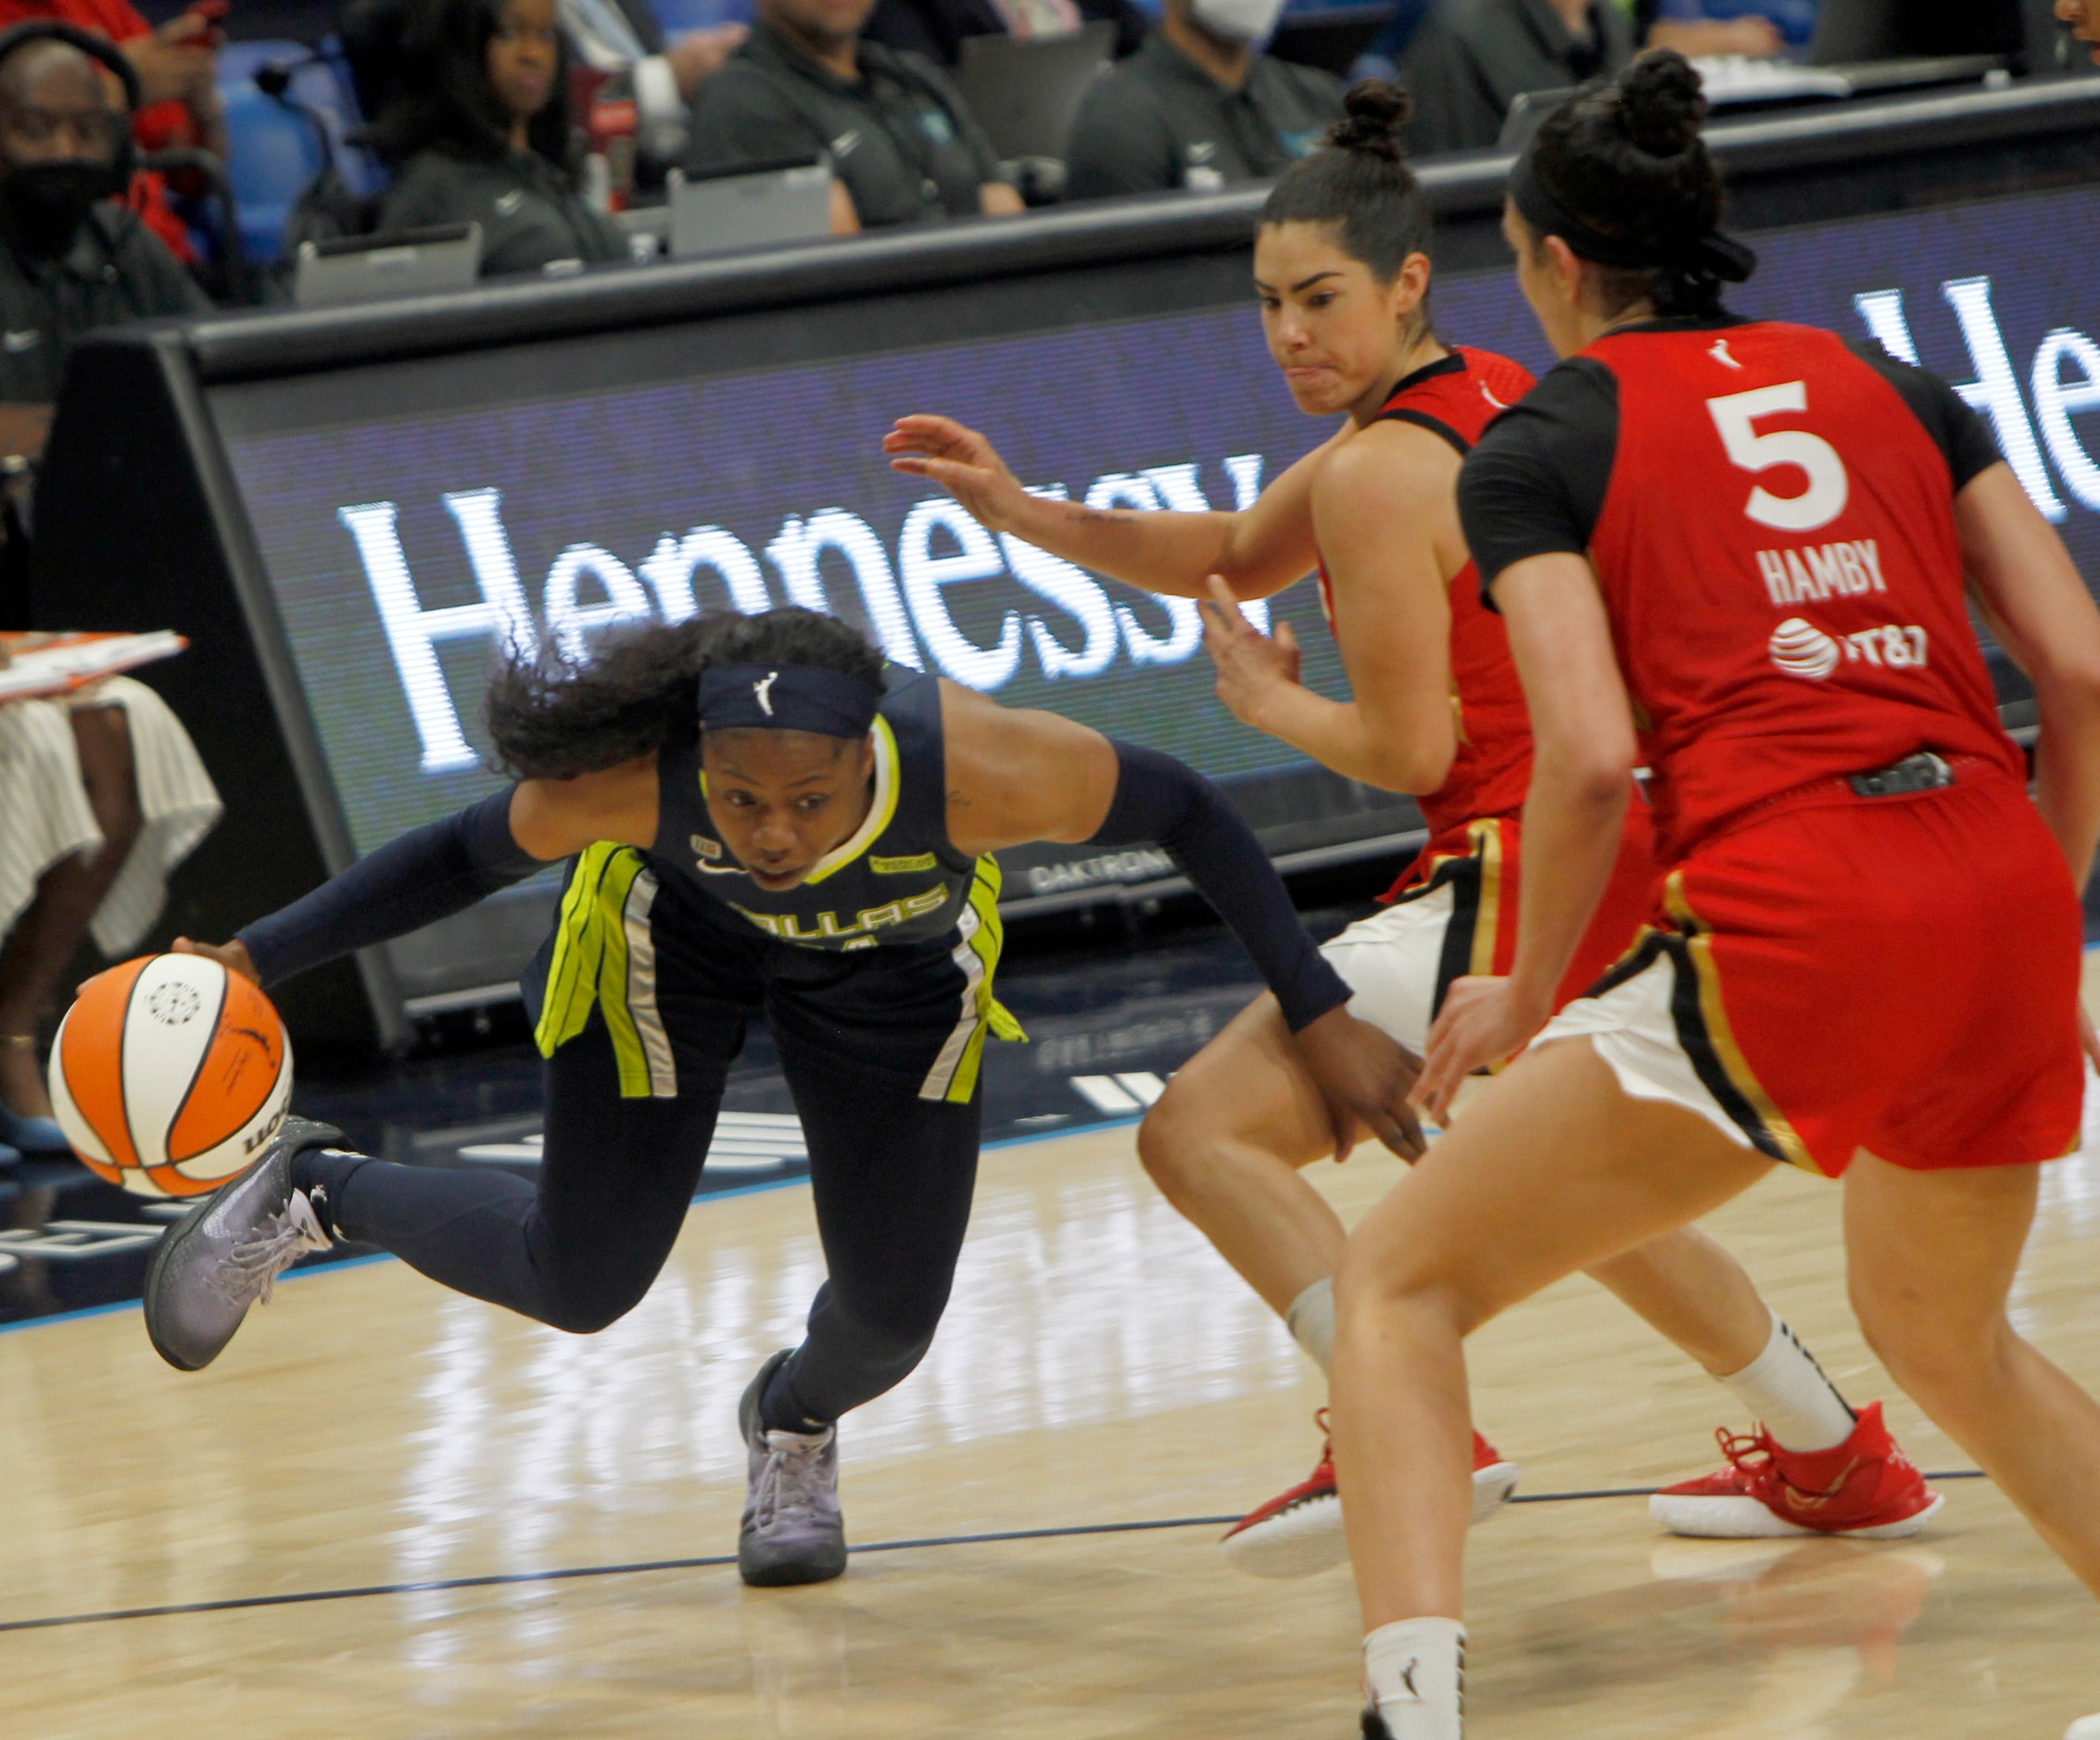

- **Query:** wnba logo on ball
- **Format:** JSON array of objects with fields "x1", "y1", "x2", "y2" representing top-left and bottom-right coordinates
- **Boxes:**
[{"x1": 1768, "y1": 617, "x2": 1841, "y2": 680}]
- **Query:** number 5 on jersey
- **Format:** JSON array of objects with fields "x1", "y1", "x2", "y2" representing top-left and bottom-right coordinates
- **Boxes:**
[{"x1": 1708, "y1": 383, "x2": 1851, "y2": 533}]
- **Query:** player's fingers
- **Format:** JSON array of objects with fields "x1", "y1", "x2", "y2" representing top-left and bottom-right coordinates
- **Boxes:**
[
  {"x1": 1275, "y1": 620, "x2": 1298, "y2": 654},
  {"x1": 1372, "y1": 1102, "x2": 1427, "y2": 1161},
  {"x1": 1202, "y1": 573, "x2": 1244, "y2": 622}
]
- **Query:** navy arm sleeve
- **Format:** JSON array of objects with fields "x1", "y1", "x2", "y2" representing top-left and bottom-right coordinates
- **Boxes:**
[
  {"x1": 236, "y1": 791, "x2": 543, "y2": 989},
  {"x1": 1460, "y1": 357, "x2": 1621, "y2": 606},
  {"x1": 1088, "y1": 742, "x2": 1350, "y2": 1032}
]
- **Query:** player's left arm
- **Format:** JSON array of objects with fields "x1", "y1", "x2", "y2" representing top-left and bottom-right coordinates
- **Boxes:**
[
  {"x1": 938, "y1": 682, "x2": 1425, "y2": 1159},
  {"x1": 1204, "y1": 423, "x2": 1461, "y2": 794},
  {"x1": 1417, "y1": 553, "x2": 1635, "y2": 1120}
]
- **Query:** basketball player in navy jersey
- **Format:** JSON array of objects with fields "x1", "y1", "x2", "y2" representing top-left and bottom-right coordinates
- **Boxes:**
[
  {"x1": 143, "y1": 606, "x2": 1424, "y2": 1588},
  {"x1": 1326, "y1": 56, "x2": 2100, "y2": 1738},
  {"x1": 888, "y1": 81, "x2": 1929, "y2": 1580}
]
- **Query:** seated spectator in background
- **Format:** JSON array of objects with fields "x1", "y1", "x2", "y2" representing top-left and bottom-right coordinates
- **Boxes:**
[
  {"x1": 684, "y1": 0, "x2": 1021, "y2": 229},
  {"x1": 0, "y1": 29, "x2": 206, "y2": 434},
  {"x1": 0, "y1": 666, "x2": 221, "y2": 1164},
  {"x1": 1400, "y1": 0, "x2": 1633, "y2": 156},
  {"x1": 0, "y1": 0, "x2": 227, "y2": 264},
  {"x1": 1347, "y1": 0, "x2": 1438, "y2": 82},
  {"x1": 2060, "y1": 0, "x2": 2097, "y2": 62},
  {"x1": 553, "y1": 0, "x2": 746, "y2": 165},
  {"x1": 374, "y1": 0, "x2": 630, "y2": 276},
  {"x1": 1634, "y1": 0, "x2": 1803, "y2": 56},
  {"x1": 1062, "y1": 0, "x2": 1341, "y2": 198},
  {"x1": 865, "y1": 0, "x2": 1144, "y2": 68}
]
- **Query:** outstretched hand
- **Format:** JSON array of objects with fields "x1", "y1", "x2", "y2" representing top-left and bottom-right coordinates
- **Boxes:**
[
  {"x1": 171, "y1": 936, "x2": 259, "y2": 987},
  {"x1": 1294, "y1": 1003, "x2": 1426, "y2": 1163},
  {"x1": 1415, "y1": 975, "x2": 1550, "y2": 1125},
  {"x1": 884, "y1": 415, "x2": 1031, "y2": 535},
  {"x1": 1199, "y1": 574, "x2": 1299, "y2": 727}
]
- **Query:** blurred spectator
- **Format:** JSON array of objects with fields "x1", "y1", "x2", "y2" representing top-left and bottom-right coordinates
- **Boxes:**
[
  {"x1": 1062, "y1": 0, "x2": 1341, "y2": 198},
  {"x1": 0, "y1": 672, "x2": 221, "y2": 1166},
  {"x1": 1632, "y1": 0, "x2": 1803, "y2": 55},
  {"x1": 556, "y1": 0, "x2": 747, "y2": 164},
  {"x1": 374, "y1": 0, "x2": 629, "y2": 276},
  {"x1": 0, "y1": 29, "x2": 206, "y2": 422},
  {"x1": 1399, "y1": 0, "x2": 1634, "y2": 156},
  {"x1": 1347, "y1": 0, "x2": 1439, "y2": 83},
  {"x1": 684, "y1": 0, "x2": 1022, "y2": 228},
  {"x1": 2061, "y1": 0, "x2": 2098, "y2": 62},
  {"x1": 0, "y1": 0, "x2": 227, "y2": 263},
  {"x1": 864, "y1": 0, "x2": 1145, "y2": 68}
]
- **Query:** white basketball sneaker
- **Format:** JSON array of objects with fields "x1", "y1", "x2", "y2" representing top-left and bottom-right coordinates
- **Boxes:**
[{"x1": 2064, "y1": 1716, "x2": 2100, "y2": 1739}]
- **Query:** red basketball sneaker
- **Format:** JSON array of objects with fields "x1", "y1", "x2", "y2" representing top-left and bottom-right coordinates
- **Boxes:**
[
  {"x1": 1650, "y1": 1402, "x2": 1942, "y2": 1540},
  {"x1": 1221, "y1": 1410, "x2": 1522, "y2": 1579}
]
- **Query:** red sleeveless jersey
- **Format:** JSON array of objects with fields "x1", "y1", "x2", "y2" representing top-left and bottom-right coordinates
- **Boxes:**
[
  {"x1": 1316, "y1": 347, "x2": 1540, "y2": 838},
  {"x1": 1582, "y1": 321, "x2": 2024, "y2": 860}
]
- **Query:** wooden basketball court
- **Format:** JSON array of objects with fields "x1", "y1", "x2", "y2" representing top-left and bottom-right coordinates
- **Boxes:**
[{"x1": 1, "y1": 1035, "x2": 2096, "y2": 1734}]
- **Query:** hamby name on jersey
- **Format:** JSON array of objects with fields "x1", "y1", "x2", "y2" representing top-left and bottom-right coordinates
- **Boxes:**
[{"x1": 1754, "y1": 538, "x2": 1888, "y2": 608}]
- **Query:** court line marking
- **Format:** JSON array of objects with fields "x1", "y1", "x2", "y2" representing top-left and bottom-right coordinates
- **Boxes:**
[
  {"x1": 0, "y1": 1470, "x2": 1992, "y2": 1637},
  {"x1": 0, "y1": 1116, "x2": 1151, "y2": 1341}
]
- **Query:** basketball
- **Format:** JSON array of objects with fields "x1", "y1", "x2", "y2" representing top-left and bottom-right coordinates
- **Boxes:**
[{"x1": 47, "y1": 954, "x2": 294, "y2": 1200}]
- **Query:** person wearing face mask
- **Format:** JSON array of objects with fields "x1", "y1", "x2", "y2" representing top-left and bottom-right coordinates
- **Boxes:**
[
  {"x1": 1062, "y1": 0, "x2": 1341, "y2": 199},
  {"x1": 0, "y1": 22, "x2": 204, "y2": 447}
]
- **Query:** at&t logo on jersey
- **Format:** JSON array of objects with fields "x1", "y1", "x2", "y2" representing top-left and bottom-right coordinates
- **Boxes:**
[{"x1": 1769, "y1": 618, "x2": 1930, "y2": 680}]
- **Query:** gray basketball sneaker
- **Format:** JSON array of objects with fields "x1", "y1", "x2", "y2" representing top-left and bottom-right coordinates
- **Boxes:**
[
  {"x1": 737, "y1": 1348, "x2": 848, "y2": 1587},
  {"x1": 143, "y1": 1116, "x2": 341, "y2": 1371}
]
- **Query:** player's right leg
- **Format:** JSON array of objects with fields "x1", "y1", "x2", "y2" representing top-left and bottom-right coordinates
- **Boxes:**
[
  {"x1": 1843, "y1": 1150, "x2": 2100, "y2": 1596},
  {"x1": 145, "y1": 1012, "x2": 727, "y2": 1369}
]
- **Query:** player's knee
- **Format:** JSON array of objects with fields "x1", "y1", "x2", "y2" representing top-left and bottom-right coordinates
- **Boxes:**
[
  {"x1": 1135, "y1": 1085, "x2": 1205, "y2": 1197},
  {"x1": 1334, "y1": 1241, "x2": 1483, "y2": 1340},
  {"x1": 1852, "y1": 1287, "x2": 2003, "y2": 1401},
  {"x1": 536, "y1": 1266, "x2": 652, "y2": 1335}
]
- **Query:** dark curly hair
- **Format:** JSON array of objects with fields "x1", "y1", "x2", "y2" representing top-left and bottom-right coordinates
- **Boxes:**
[
  {"x1": 1528, "y1": 50, "x2": 1728, "y2": 316},
  {"x1": 484, "y1": 608, "x2": 885, "y2": 779},
  {"x1": 372, "y1": 0, "x2": 575, "y2": 170},
  {"x1": 1260, "y1": 82, "x2": 1433, "y2": 289}
]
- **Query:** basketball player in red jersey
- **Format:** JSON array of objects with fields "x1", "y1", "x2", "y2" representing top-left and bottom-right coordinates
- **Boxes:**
[
  {"x1": 1329, "y1": 55, "x2": 2100, "y2": 1739},
  {"x1": 887, "y1": 80, "x2": 1932, "y2": 1580}
]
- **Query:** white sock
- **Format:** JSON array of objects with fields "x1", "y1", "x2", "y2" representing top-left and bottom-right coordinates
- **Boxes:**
[
  {"x1": 1717, "y1": 1310, "x2": 1855, "y2": 1453},
  {"x1": 1285, "y1": 1276, "x2": 1335, "y2": 1373},
  {"x1": 1363, "y1": 1617, "x2": 1464, "y2": 1739}
]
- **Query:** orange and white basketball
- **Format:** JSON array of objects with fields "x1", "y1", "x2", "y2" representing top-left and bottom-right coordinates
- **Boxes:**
[{"x1": 47, "y1": 954, "x2": 293, "y2": 1199}]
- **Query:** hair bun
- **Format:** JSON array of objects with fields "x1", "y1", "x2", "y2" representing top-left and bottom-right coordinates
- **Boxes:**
[
  {"x1": 1327, "y1": 79, "x2": 1411, "y2": 161},
  {"x1": 1615, "y1": 49, "x2": 1706, "y2": 158}
]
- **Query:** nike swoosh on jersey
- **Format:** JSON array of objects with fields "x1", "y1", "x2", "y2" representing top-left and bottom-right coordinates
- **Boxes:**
[{"x1": 495, "y1": 190, "x2": 525, "y2": 216}]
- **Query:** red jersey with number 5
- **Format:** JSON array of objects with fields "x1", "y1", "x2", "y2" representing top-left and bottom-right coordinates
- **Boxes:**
[
  {"x1": 1317, "y1": 346, "x2": 1541, "y2": 838},
  {"x1": 1582, "y1": 321, "x2": 2023, "y2": 860}
]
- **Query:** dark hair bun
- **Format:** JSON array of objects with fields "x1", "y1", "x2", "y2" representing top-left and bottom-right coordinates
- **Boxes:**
[
  {"x1": 1327, "y1": 79, "x2": 1411, "y2": 161},
  {"x1": 1614, "y1": 49, "x2": 1706, "y2": 158}
]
